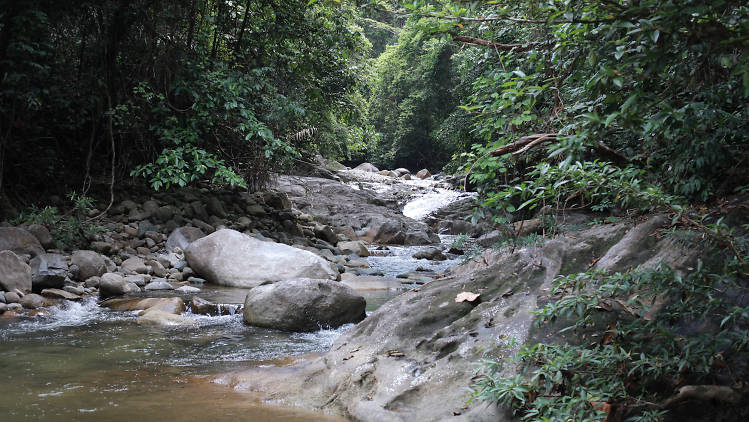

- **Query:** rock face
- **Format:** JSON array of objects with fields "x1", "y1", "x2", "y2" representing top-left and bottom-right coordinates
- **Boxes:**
[
  {"x1": 0, "y1": 250, "x2": 32, "y2": 292},
  {"x1": 166, "y1": 226, "x2": 206, "y2": 252},
  {"x1": 243, "y1": 278, "x2": 366, "y2": 332},
  {"x1": 185, "y1": 229, "x2": 337, "y2": 288},
  {"x1": 71, "y1": 250, "x2": 107, "y2": 281},
  {"x1": 30, "y1": 253, "x2": 68, "y2": 290},
  {"x1": 0, "y1": 227, "x2": 44, "y2": 257},
  {"x1": 274, "y1": 176, "x2": 439, "y2": 246},
  {"x1": 219, "y1": 216, "x2": 704, "y2": 422}
]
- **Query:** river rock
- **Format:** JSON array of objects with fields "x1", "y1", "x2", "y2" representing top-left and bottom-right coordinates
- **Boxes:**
[
  {"x1": 41, "y1": 288, "x2": 81, "y2": 300},
  {"x1": 185, "y1": 229, "x2": 337, "y2": 288},
  {"x1": 354, "y1": 162, "x2": 379, "y2": 173},
  {"x1": 71, "y1": 250, "x2": 107, "y2": 281},
  {"x1": 337, "y1": 240, "x2": 370, "y2": 257},
  {"x1": 175, "y1": 285, "x2": 200, "y2": 293},
  {"x1": 0, "y1": 250, "x2": 32, "y2": 292},
  {"x1": 136, "y1": 309, "x2": 197, "y2": 327},
  {"x1": 166, "y1": 226, "x2": 206, "y2": 252},
  {"x1": 0, "y1": 227, "x2": 44, "y2": 257},
  {"x1": 99, "y1": 273, "x2": 140, "y2": 298},
  {"x1": 415, "y1": 168, "x2": 432, "y2": 179},
  {"x1": 341, "y1": 276, "x2": 402, "y2": 291},
  {"x1": 243, "y1": 278, "x2": 366, "y2": 332},
  {"x1": 30, "y1": 253, "x2": 68, "y2": 290},
  {"x1": 19, "y1": 293, "x2": 46, "y2": 309},
  {"x1": 262, "y1": 191, "x2": 291, "y2": 210},
  {"x1": 144, "y1": 279, "x2": 173, "y2": 291},
  {"x1": 189, "y1": 296, "x2": 226, "y2": 316},
  {"x1": 412, "y1": 247, "x2": 447, "y2": 261},
  {"x1": 121, "y1": 256, "x2": 149, "y2": 274},
  {"x1": 4, "y1": 291, "x2": 21, "y2": 303},
  {"x1": 102, "y1": 297, "x2": 185, "y2": 314},
  {"x1": 393, "y1": 168, "x2": 410, "y2": 177},
  {"x1": 27, "y1": 224, "x2": 55, "y2": 249}
]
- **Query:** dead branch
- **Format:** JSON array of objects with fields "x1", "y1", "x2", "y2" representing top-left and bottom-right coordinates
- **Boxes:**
[
  {"x1": 659, "y1": 385, "x2": 742, "y2": 409},
  {"x1": 489, "y1": 133, "x2": 630, "y2": 166},
  {"x1": 451, "y1": 35, "x2": 546, "y2": 52}
]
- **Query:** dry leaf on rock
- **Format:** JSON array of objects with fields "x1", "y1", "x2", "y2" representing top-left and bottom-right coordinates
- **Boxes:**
[{"x1": 455, "y1": 291, "x2": 480, "y2": 303}]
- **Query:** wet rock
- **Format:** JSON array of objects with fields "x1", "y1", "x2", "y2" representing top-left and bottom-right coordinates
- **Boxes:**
[
  {"x1": 99, "y1": 273, "x2": 140, "y2": 298},
  {"x1": 185, "y1": 229, "x2": 337, "y2": 288},
  {"x1": 412, "y1": 247, "x2": 447, "y2": 261},
  {"x1": 415, "y1": 168, "x2": 432, "y2": 179},
  {"x1": 0, "y1": 250, "x2": 33, "y2": 292},
  {"x1": 0, "y1": 227, "x2": 44, "y2": 257},
  {"x1": 136, "y1": 309, "x2": 197, "y2": 327},
  {"x1": 41, "y1": 288, "x2": 81, "y2": 301},
  {"x1": 144, "y1": 279, "x2": 173, "y2": 291},
  {"x1": 166, "y1": 226, "x2": 206, "y2": 253},
  {"x1": 354, "y1": 163, "x2": 379, "y2": 173},
  {"x1": 63, "y1": 285, "x2": 85, "y2": 295},
  {"x1": 175, "y1": 285, "x2": 200, "y2": 293},
  {"x1": 19, "y1": 293, "x2": 46, "y2": 309},
  {"x1": 337, "y1": 240, "x2": 370, "y2": 257},
  {"x1": 188, "y1": 296, "x2": 235, "y2": 316},
  {"x1": 27, "y1": 224, "x2": 55, "y2": 249},
  {"x1": 30, "y1": 253, "x2": 68, "y2": 290},
  {"x1": 243, "y1": 278, "x2": 366, "y2": 332},
  {"x1": 0, "y1": 303, "x2": 6, "y2": 313},
  {"x1": 102, "y1": 297, "x2": 185, "y2": 314},
  {"x1": 71, "y1": 250, "x2": 107, "y2": 281}
]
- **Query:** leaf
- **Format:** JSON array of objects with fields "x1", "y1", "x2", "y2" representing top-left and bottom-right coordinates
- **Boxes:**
[{"x1": 455, "y1": 292, "x2": 480, "y2": 303}]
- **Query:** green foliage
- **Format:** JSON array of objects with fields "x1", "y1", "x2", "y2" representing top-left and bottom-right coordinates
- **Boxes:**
[{"x1": 473, "y1": 252, "x2": 749, "y2": 421}]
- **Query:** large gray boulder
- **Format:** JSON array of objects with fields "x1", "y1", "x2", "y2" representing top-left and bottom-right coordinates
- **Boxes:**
[
  {"x1": 243, "y1": 278, "x2": 366, "y2": 332},
  {"x1": 165, "y1": 226, "x2": 206, "y2": 252},
  {"x1": 0, "y1": 227, "x2": 44, "y2": 257},
  {"x1": 353, "y1": 162, "x2": 379, "y2": 173},
  {"x1": 0, "y1": 250, "x2": 32, "y2": 292},
  {"x1": 30, "y1": 253, "x2": 69, "y2": 290},
  {"x1": 71, "y1": 250, "x2": 107, "y2": 281},
  {"x1": 185, "y1": 229, "x2": 337, "y2": 288}
]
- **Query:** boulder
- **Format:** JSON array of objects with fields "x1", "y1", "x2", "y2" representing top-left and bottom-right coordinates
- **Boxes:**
[
  {"x1": 262, "y1": 191, "x2": 292, "y2": 210},
  {"x1": 71, "y1": 250, "x2": 107, "y2": 281},
  {"x1": 185, "y1": 229, "x2": 337, "y2": 288},
  {"x1": 166, "y1": 226, "x2": 206, "y2": 252},
  {"x1": 136, "y1": 309, "x2": 198, "y2": 327},
  {"x1": 41, "y1": 288, "x2": 81, "y2": 301},
  {"x1": 337, "y1": 240, "x2": 370, "y2": 257},
  {"x1": 99, "y1": 273, "x2": 140, "y2": 298},
  {"x1": 27, "y1": 224, "x2": 55, "y2": 249},
  {"x1": 415, "y1": 168, "x2": 432, "y2": 179},
  {"x1": 0, "y1": 250, "x2": 32, "y2": 292},
  {"x1": 30, "y1": 253, "x2": 68, "y2": 291},
  {"x1": 393, "y1": 168, "x2": 410, "y2": 177},
  {"x1": 144, "y1": 279, "x2": 174, "y2": 291},
  {"x1": 0, "y1": 227, "x2": 44, "y2": 257},
  {"x1": 243, "y1": 278, "x2": 366, "y2": 332},
  {"x1": 353, "y1": 163, "x2": 379, "y2": 173},
  {"x1": 19, "y1": 293, "x2": 46, "y2": 309},
  {"x1": 412, "y1": 247, "x2": 447, "y2": 261},
  {"x1": 121, "y1": 256, "x2": 149, "y2": 274},
  {"x1": 189, "y1": 296, "x2": 235, "y2": 316},
  {"x1": 102, "y1": 297, "x2": 185, "y2": 314}
]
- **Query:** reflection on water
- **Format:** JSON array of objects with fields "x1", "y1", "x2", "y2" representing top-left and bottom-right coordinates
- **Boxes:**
[{"x1": 0, "y1": 296, "x2": 349, "y2": 421}]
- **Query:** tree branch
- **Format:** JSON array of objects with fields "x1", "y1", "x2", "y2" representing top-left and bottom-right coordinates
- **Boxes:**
[{"x1": 451, "y1": 35, "x2": 546, "y2": 51}]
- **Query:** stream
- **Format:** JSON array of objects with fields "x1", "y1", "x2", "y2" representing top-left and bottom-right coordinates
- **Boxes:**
[{"x1": 0, "y1": 176, "x2": 468, "y2": 421}]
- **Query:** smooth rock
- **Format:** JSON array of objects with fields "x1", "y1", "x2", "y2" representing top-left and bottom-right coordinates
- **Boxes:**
[
  {"x1": 124, "y1": 274, "x2": 148, "y2": 287},
  {"x1": 0, "y1": 227, "x2": 44, "y2": 257},
  {"x1": 102, "y1": 297, "x2": 185, "y2": 314},
  {"x1": 166, "y1": 226, "x2": 206, "y2": 252},
  {"x1": 20, "y1": 293, "x2": 46, "y2": 309},
  {"x1": 63, "y1": 285, "x2": 85, "y2": 295},
  {"x1": 27, "y1": 224, "x2": 55, "y2": 249},
  {"x1": 353, "y1": 163, "x2": 379, "y2": 173},
  {"x1": 30, "y1": 253, "x2": 68, "y2": 290},
  {"x1": 136, "y1": 309, "x2": 197, "y2": 327},
  {"x1": 341, "y1": 276, "x2": 403, "y2": 291},
  {"x1": 415, "y1": 168, "x2": 432, "y2": 179},
  {"x1": 99, "y1": 273, "x2": 140, "y2": 298},
  {"x1": 0, "y1": 250, "x2": 33, "y2": 292},
  {"x1": 121, "y1": 256, "x2": 149, "y2": 274},
  {"x1": 412, "y1": 247, "x2": 447, "y2": 261},
  {"x1": 71, "y1": 250, "x2": 107, "y2": 281},
  {"x1": 243, "y1": 278, "x2": 366, "y2": 332},
  {"x1": 4, "y1": 291, "x2": 21, "y2": 303},
  {"x1": 144, "y1": 279, "x2": 174, "y2": 291},
  {"x1": 175, "y1": 285, "x2": 200, "y2": 293},
  {"x1": 41, "y1": 288, "x2": 81, "y2": 300},
  {"x1": 185, "y1": 229, "x2": 337, "y2": 288},
  {"x1": 337, "y1": 240, "x2": 370, "y2": 257}
]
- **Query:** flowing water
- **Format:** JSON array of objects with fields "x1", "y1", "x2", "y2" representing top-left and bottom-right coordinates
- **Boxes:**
[{"x1": 0, "y1": 176, "x2": 467, "y2": 421}]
